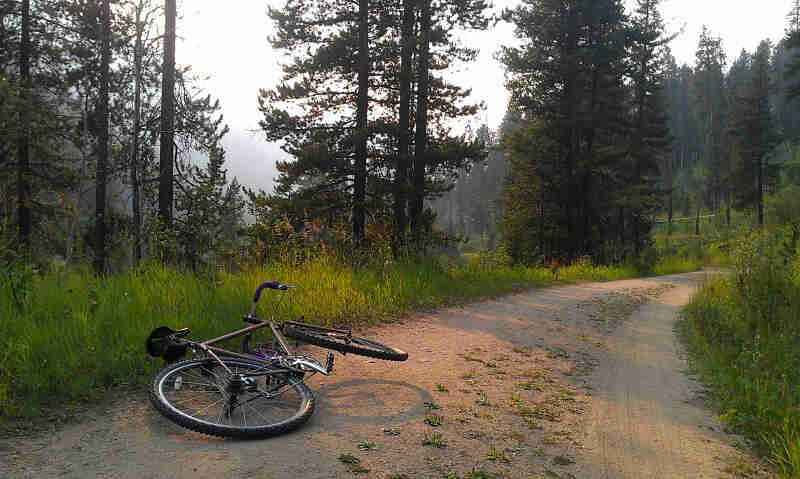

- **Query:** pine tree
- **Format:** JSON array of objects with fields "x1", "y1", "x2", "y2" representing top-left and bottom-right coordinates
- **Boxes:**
[
  {"x1": 730, "y1": 40, "x2": 778, "y2": 225},
  {"x1": 174, "y1": 140, "x2": 244, "y2": 269},
  {"x1": 500, "y1": 0, "x2": 631, "y2": 263},
  {"x1": 692, "y1": 26, "x2": 727, "y2": 215},
  {"x1": 259, "y1": 0, "x2": 489, "y2": 252},
  {"x1": 158, "y1": 0, "x2": 176, "y2": 228},
  {"x1": 627, "y1": 0, "x2": 672, "y2": 254},
  {"x1": 93, "y1": 0, "x2": 111, "y2": 273}
]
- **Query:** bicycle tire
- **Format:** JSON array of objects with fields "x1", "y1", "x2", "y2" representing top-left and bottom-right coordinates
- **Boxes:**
[
  {"x1": 282, "y1": 323, "x2": 408, "y2": 361},
  {"x1": 150, "y1": 358, "x2": 314, "y2": 439}
]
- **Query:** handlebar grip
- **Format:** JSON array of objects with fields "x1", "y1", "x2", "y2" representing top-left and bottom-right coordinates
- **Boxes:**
[{"x1": 253, "y1": 281, "x2": 288, "y2": 303}]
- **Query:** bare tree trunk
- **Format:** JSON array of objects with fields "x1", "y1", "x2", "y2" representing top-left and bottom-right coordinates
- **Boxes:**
[
  {"x1": 410, "y1": 0, "x2": 431, "y2": 245},
  {"x1": 353, "y1": 0, "x2": 368, "y2": 246},
  {"x1": 159, "y1": 0, "x2": 176, "y2": 228},
  {"x1": 131, "y1": 2, "x2": 144, "y2": 264},
  {"x1": 667, "y1": 156, "x2": 673, "y2": 236},
  {"x1": 695, "y1": 197, "x2": 701, "y2": 235},
  {"x1": 93, "y1": 0, "x2": 111, "y2": 274},
  {"x1": 392, "y1": 0, "x2": 414, "y2": 257},
  {"x1": 67, "y1": 92, "x2": 91, "y2": 264},
  {"x1": 16, "y1": 0, "x2": 31, "y2": 247},
  {"x1": 757, "y1": 154, "x2": 764, "y2": 226}
]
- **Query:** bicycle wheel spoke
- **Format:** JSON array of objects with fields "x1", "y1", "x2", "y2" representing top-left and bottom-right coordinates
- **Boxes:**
[{"x1": 153, "y1": 358, "x2": 314, "y2": 437}]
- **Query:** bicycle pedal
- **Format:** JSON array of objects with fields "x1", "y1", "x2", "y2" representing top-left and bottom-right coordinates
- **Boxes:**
[{"x1": 325, "y1": 352, "x2": 335, "y2": 374}]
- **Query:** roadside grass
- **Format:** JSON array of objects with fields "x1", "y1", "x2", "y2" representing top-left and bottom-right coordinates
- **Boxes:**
[
  {"x1": 679, "y1": 227, "x2": 800, "y2": 477},
  {"x1": 0, "y1": 248, "x2": 700, "y2": 425}
]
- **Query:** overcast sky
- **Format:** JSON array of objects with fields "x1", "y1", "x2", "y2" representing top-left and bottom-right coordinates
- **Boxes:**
[{"x1": 177, "y1": 0, "x2": 792, "y2": 193}]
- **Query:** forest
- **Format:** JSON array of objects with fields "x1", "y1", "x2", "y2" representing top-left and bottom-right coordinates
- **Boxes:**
[
  {"x1": 2, "y1": 0, "x2": 799, "y2": 270},
  {"x1": 4, "y1": 0, "x2": 800, "y2": 475}
]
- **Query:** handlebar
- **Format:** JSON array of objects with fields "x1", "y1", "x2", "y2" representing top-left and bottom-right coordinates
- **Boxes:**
[
  {"x1": 252, "y1": 281, "x2": 294, "y2": 303},
  {"x1": 249, "y1": 281, "x2": 295, "y2": 318}
]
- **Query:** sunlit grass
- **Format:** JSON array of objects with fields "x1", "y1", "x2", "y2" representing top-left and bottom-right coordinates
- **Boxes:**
[
  {"x1": 680, "y1": 269, "x2": 800, "y2": 477},
  {"x1": 0, "y1": 247, "x2": 698, "y2": 424}
]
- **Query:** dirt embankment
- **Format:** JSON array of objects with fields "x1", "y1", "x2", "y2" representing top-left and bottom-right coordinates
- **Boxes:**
[{"x1": 0, "y1": 272, "x2": 770, "y2": 479}]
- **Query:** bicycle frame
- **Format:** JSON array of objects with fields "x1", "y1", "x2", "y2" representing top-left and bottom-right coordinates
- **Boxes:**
[{"x1": 174, "y1": 319, "x2": 334, "y2": 377}]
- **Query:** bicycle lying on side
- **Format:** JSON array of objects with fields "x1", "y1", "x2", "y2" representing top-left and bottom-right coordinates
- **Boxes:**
[{"x1": 145, "y1": 281, "x2": 408, "y2": 438}]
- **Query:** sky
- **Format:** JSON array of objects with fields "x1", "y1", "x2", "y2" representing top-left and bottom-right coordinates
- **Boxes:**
[{"x1": 177, "y1": 0, "x2": 793, "y2": 193}]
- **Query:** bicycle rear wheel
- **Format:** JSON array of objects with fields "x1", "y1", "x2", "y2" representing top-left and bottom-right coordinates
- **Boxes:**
[
  {"x1": 150, "y1": 358, "x2": 314, "y2": 438},
  {"x1": 282, "y1": 323, "x2": 408, "y2": 361}
]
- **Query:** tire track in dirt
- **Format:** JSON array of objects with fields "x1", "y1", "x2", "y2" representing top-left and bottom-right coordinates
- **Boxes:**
[{"x1": 0, "y1": 272, "x2": 769, "y2": 478}]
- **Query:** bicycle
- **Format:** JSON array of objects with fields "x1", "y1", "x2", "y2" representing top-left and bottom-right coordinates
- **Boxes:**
[{"x1": 145, "y1": 281, "x2": 408, "y2": 438}]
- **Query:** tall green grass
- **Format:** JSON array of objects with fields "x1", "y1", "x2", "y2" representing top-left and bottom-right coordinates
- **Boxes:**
[
  {"x1": 0, "y1": 250, "x2": 696, "y2": 425},
  {"x1": 679, "y1": 227, "x2": 800, "y2": 478}
]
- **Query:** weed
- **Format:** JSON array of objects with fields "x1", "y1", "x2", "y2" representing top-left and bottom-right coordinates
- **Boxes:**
[
  {"x1": 504, "y1": 430, "x2": 525, "y2": 441},
  {"x1": 424, "y1": 400, "x2": 441, "y2": 410},
  {"x1": 383, "y1": 427, "x2": 401, "y2": 436},
  {"x1": 436, "y1": 383, "x2": 449, "y2": 393},
  {"x1": 486, "y1": 444, "x2": 511, "y2": 463},
  {"x1": 463, "y1": 353, "x2": 485, "y2": 364},
  {"x1": 464, "y1": 430, "x2": 484, "y2": 439},
  {"x1": 476, "y1": 391, "x2": 491, "y2": 407},
  {"x1": 422, "y1": 431, "x2": 448, "y2": 448},
  {"x1": 461, "y1": 370, "x2": 476, "y2": 380},
  {"x1": 552, "y1": 455, "x2": 574, "y2": 466},
  {"x1": 357, "y1": 441, "x2": 377, "y2": 451},
  {"x1": 516, "y1": 405, "x2": 557, "y2": 421},
  {"x1": 425, "y1": 413, "x2": 443, "y2": 427},
  {"x1": 522, "y1": 369, "x2": 545, "y2": 379},
  {"x1": 484, "y1": 361, "x2": 498, "y2": 368},
  {"x1": 339, "y1": 454, "x2": 360, "y2": 465},
  {"x1": 464, "y1": 467, "x2": 500, "y2": 479},
  {"x1": 517, "y1": 380, "x2": 541, "y2": 391},
  {"x1": 388, "y1": 475, "x2": 410, "y2": 479},
  {"x1": 338, "y1": 454, "x2": 370, "y2": 474},
  {"x1": 512, "y1": 346, "x2": 532, "y2": 355},
  {"x1": 524, "y1": 417, "x2": 542, "y2": 430}
]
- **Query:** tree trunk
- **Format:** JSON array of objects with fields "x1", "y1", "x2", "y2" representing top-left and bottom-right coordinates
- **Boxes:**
[
  {"x1": 159, "y1": 0, "x2": 176, "y2": 227},
  {"x1": 667, "y1": 153, "x2": 673, "y2": 236},
  {"x1": 695, "y1": 198, "x2": 701, "y2": 235},
  {"x1": 93, "y1": 0, "x2": 111, "y2": 274},
  {"x1": 16, "y1": 0, "x2": 31, "y2": 247},
  {"x1": 758, "y1": 153, "x2": 764, "y2": 226},
  {"x1": 353, "y1": 0, "x2": 369, "y2": 245},
  {"x1": 131, "y1": 2, "x2": 144, "y2": 264},
  {"x1": 392, "y1": 0, "x2": 414, "y2": 257},
  {"x1": 410, "y1": 0, "x2": 431, "y2": 245}
]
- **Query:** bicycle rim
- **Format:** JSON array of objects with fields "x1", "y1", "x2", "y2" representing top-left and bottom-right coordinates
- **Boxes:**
[
  {"x1": 283, "y1": 324, "x2": 408, "y2": 361},
  {"x1": 150, "y1": 358, "x2": 314, "y2": 438}
]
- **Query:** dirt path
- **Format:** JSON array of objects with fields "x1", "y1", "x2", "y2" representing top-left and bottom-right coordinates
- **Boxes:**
[{"x1": 0, "y1": 272, "x2": 769, "y2": 479}]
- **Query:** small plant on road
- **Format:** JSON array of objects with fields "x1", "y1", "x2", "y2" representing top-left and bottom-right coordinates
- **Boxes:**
[
  {"x1": 464, "y1": 468, "x2": 500, "y2": 479},
  {"x1": 338, "y1": 454, "x2": 370, "y2": 474},
  {"x1": 382, "y1": 427, "x2": 401, "y2": 436},
  {"x1": 436, "y1": 383, "x2": 449, "y2": 393},
  {"x1": 486, "y1": 444, "x2": 511, "y2": 463},
  {"x1": 425, "y1": 413, "x2": 443, "y2": 426},
  {"x1": 357, "y1": 441, "x2": 377, "y2": 451},
  {"x1": 422, "y1": 431, "x2": 447, "y2": 448},
  {"x1": 424, "y1": 400, "x2": 441, "y2": 409}
]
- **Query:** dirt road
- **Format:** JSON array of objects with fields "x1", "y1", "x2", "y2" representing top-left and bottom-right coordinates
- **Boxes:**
[{"x1": 0, "y1": 272, "x2": 769, "y2": 478}]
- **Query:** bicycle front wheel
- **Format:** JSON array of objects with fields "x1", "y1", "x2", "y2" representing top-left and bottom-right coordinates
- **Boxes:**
[
  {"x1": 150, "y1": 358, "x2": 314, "y2": 438},
  {"x1": 282, "y1": 323, "x2": 408, "y2": 361}
]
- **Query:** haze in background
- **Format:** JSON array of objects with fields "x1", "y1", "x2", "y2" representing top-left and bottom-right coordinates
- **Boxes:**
[{"x1": 178, "y1": 0, "x2": 791, "y2": 194}]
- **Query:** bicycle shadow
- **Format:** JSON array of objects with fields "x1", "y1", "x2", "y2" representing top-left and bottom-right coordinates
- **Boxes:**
[{"x1": 313, "y1": 378, "x2": 432, "y2": 426}]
